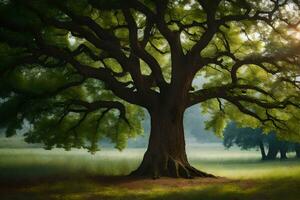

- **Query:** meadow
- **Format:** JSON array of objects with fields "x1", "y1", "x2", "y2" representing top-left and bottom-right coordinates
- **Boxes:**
[{"x1": 1, "y1": 144, "x2": 300, "y2": 200}]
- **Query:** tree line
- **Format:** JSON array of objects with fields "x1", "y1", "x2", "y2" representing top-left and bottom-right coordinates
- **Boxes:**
[{"x1": 224, "y1": 123, "x2": 300, "y2": 160}]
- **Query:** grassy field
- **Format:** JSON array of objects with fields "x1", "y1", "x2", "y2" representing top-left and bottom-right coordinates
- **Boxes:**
[{"x1": 1, "y1": 144, "x2": 300, "y2": 200}]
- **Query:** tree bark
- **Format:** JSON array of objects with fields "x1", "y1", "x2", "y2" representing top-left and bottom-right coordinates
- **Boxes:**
[{"x1": 129, "y1": 105, "x2": 214, "y2": 179}]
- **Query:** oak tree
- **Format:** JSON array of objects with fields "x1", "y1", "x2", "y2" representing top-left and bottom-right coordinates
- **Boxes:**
[{"x1": 1, "y1": 0, "x2": 300, "y2": 178}]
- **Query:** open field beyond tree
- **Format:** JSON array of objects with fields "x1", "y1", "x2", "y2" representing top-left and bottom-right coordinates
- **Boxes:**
[{"x1": 1, "y1": 144, "x2": 300, "y2": 200}]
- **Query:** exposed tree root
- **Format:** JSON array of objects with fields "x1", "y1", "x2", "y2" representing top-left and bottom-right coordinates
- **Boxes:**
[{"x1": 129, "y1": 155, "x2": 215, "y2": 179}]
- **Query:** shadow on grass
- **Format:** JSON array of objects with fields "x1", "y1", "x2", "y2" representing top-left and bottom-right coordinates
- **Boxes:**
[{"x1": 1, "y1": 175, "x2": 300, "y2": 200}]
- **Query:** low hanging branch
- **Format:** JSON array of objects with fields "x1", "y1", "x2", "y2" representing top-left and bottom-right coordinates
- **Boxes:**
[{"x1": 56, "y1": 99, "x2": 130, "y2": 126}]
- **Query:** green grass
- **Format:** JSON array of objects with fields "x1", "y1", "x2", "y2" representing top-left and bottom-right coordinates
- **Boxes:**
[{"x1": 1, "y1": 144, "x2": 300, "y2": 200}]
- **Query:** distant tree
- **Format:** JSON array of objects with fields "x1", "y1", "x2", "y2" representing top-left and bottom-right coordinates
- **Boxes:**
[
  {"x1": 223, "y1": 123, "x2": 298, "y2": 160},
  {"x1": 1, "y1": 0, "x2": 300, "y2": 178},
  {"x1": 296, "y1": 144, "x2": 300, "y2": 158},
  {"x1": 224, "y1": 123, "x2": 267, "y2": 159}
]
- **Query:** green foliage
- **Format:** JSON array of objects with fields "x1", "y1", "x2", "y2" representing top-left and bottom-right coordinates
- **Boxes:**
[
  {"x1": 1, "y1": 0, "x2": 300, "y2": 154},
  {"x1": 223, "y1": 122, "x2": 266, "y2": 150},
  {"x1": 205, "y1": 111, "x2": 228, "y2": 137},
  {"x1": 223, "y1": 122, "x2": 298, "y2": 159},
  {"x1": 0, "y1": 0, "x2": 147, "y2": 153},
  {"x1": 0, "y1": 63, "x2": 144, "y2": 153}
]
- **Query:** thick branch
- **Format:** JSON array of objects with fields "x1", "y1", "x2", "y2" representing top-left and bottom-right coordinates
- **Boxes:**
[{"x1": 122, "y1": 8, "x2": 168, "y2": 90}]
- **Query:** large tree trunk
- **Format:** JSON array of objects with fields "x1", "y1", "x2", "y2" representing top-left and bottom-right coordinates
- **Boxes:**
[{"x1": 130, "y1": 106, "x2": 214, "y2": 179}]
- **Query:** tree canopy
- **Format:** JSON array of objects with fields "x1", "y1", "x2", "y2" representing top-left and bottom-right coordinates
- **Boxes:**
[{"x1": 1, "y1": 0, "x2": 300, "y2": 155}]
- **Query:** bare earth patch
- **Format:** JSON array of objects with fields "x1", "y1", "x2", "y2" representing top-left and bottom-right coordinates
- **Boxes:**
[
  {"x1": 0, "y1": 175, "x2": 254, "y2": 192},
  {"x1": 1, "y1": 175, "x2": 295, "y2": 200},
  {"x1": 89, "y1": 176, "x2": 253, "y2": 190}
]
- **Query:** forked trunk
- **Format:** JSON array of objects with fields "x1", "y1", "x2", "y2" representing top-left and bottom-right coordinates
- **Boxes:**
[{"x1": 130, "y1": 106, "x2": 214, "y2": 179}]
